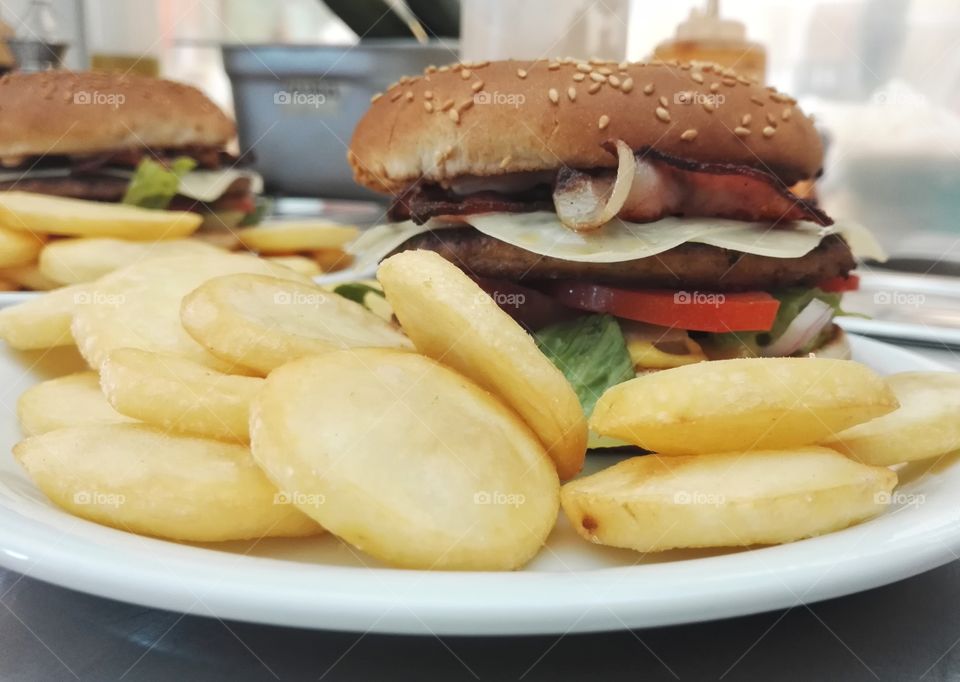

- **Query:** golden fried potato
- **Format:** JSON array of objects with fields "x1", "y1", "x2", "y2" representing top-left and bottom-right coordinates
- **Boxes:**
[
  {"x1": 561, "y1": 447, "x2": 897, "y2": 552},
  {"x1": 0, "y1": 192, "x2": 201, "y2": 240},
  {"x1": 18, "y1": 371, "x2": 135, "y2": 436},
  {"x1": 180, "y1": 273, "x2": 412, "y2": 375},
  {"x1": 39, "y1": 237, "x2": 223, "y2": 285},
  {"x1": 0, "y1": 283, "x2": 88, "y2": 349},
  {"x1": 14, "y1": 424, "x2": 322, "y2": 542},
  {"x1": 238, "y1": 221, "x2": 359, "y2": 254},
  {"x1": 822, "y1": 372, "x2": 960, "y2": 466},
  {"x1": 100, "y1": 348, "x2": 262, "y2": 442},
  {"x1": 0, "y1": 263, "x2": 60, "y2": 291},
  {"x1": 70, "y1": 253, "x2": 311, "y2": 371},
  {"x1": 0, "y1": 224, "x2": 44, "y2": 268},
  {"x1": 265, "y1": 255, "x2": 322, "y2": 277},
  {"x1": 590, "y1": 358, "x2": 898, "y2": 455},
  {"x1": 251, "y1": 349, "x2": 559, "y2": 570},
  {"x1": 310, "y1": 248, "x2": 353, "y2": 273},
  {"x1": 377, "y1": 250, "x2": 587, "y2": 480}
]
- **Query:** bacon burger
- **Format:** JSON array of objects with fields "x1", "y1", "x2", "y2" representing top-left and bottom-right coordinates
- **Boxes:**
[
  {"x1": 348, "y1": 59, "x2": 859, "y2": 416},
  {"x1": 0, "y1": 70, "x2": 263, "y2": 228}
]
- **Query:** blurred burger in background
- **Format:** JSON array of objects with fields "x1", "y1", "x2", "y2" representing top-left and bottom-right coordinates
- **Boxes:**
[
  {"x1": 348, "y1": 58, "x2": 862, "y2": 415},
  {"x1": 0, "y1": 70, "x2": 265, "y2": 230}
]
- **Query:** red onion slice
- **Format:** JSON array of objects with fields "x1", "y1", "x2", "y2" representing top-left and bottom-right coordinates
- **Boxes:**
[{"x1": 760, "y1": 298, "x2": 834, "y2": 357}]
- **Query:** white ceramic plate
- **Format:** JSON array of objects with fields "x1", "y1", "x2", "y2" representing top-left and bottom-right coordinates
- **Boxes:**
[{"x1": 0, "y1": 336, "x2": 956, "y2": 635}]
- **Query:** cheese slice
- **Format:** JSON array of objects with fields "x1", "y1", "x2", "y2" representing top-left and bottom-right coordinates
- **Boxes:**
[
  {"x1": 346, "y1": 211, "x2": 875, "y2": 275},
  {"x1": 0, "y1": 167, "x2": 263, "y2": 203}
]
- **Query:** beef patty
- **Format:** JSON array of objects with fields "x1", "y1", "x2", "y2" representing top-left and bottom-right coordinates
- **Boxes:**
[{"x1": 393, "y1": 227, "x2": 855, "y2": 292}]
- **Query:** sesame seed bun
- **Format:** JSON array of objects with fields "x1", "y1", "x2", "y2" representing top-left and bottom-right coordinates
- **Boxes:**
[
  {"x1": 349, "y1": 59, "x2": 823, "y2": 194},
  {"x1": 0, "y1": 71, "x2": 235, "y2": 160}
]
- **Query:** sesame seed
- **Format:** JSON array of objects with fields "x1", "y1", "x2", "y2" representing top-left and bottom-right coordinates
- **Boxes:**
[
  {"x1": 781, "y1": 107, "x2": 793, "y2": 120},
  {"x1": 643, "y1": 83, "x2": 655, "y2": 95},
  {"x1": 425, "y1": 65, "x2": 437, "y2": 73},
  {"x1": 589, "y1": 57, "x2": 606, "y2": 65},
  {"x1": 405, "y1": 91, "x2": 414, "y2": 102},
  {"x1": 424, "y1": 101, "x2": 433, "y2": 112},
  {"x1": 576, "y1": 63, "x2": 592, "y2": 73},
  {"x1": 608, "y1": 75, "x2": 621, "y2": 87},
  {"x1": 370, "y1": 93, "x2": 382, "y2": 103},
  {"x1": 449, "y1": 109, "x2": 460, "y2": 123},
  {"x1": 741, "y1": 114, "x2": 752, "y2": 126},
  {"x1": 567, "y1": 86, "x2": 577, "y2": 101},
  {"x1": 710, "y1": 82, "x2": 721, "y2": 92},
  {"x1": 737, "y1": 75, "x2": 751, "y2": 85},
  {"x1": 702, "y1": 100, "x2": 716, "y2": 113},
  {"x1": 459, "y1": 99, "x2": 474, "y2": 111},
  {"x1": 618, "y1": 61, "x2": 629, "y2": 70},
  {"x1": 722, "y1": 78, "x2": 737, "y2": 87},
  {"x1": 471, "y1": 80, "x2": 484, "y2": 92},
  {"x1": 656, "y1": 107, "x2": 671, "y2": 122},
  {"x1": 517, "y1": 68, "x2": 528, "y2": 79},
  {"x1": 598, "y1": 115, "x2": 610, "y2": 130},
  {"x1": 590, "y1": 72, "x2": 607, "y2": 83},
  {"x1": 438, "y1": 65, "x2": 450, "y2": 72},
  {"x1": 441, "y1": 99, "x2": 454, "y2": 111},
  {"x1": 452, "y1": 63, "x2": 463, "y2": 71},
  {"x1": 766, "y1": 112, "x2": 777, "y2": 125},
  {"x1": 762, "y1": 126, "x2": 776, "y2": 138},
  {"x1": 734, "y1": 126, "x2": 751, "y2": 137},
  {"x1": 390, "y1": 91, "x2": 403, "y2": 102},
  {"x1": 548, "y1": 62, "x2": 560, "y2": 70},
  {"x1": 770, "y1": 92, "x2": 793, "y2": 103},
  {"x1": 597, "y1": 67, "x2": 613, "y2": 75},
  {"x1": 680, "y1": 63, "x2": 691, "y2": 70},
  {"x1": 461, "y1": 69, "x2": 472, "y2": 79},
  {"x1": 399, "y1": 76, "x2": 410, "y2": 84},
  {"x1": 548, "y1": 88, "x2": 559, "y2": 104},
  {"x1": 621, "y1": 77, "x2": 634, "y2": 93},
  {"x1": 750, "y1": 95, "x2": 765, "y2": 106},
  {"x1": 424, "y1": 90, "x2": 434, "y2": 100},
  {"x1": 388, "y1": 81, "x2": 399, "y2": 90},
  {"x1": 691, "y1": 72, "x2": 704, "y2": 84},
  {"x1": 499, "y1": 155, "x2": 513, "y2": 169},
  {"x1": 588, "y1": 82, "x2": 602, "y2": 94},
  {"x1": 573, "y1": 73, "x2": 586, "y2": 82},
  {"x1": 659, "y1": 95, "x2": 668, "y2": 108},
  {"x1": 680, "y1": 128, "x2": 698, "y2": 141}
]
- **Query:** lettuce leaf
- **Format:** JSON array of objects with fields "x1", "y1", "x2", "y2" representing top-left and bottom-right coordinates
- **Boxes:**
[
  {"x1": 535, "y1": 314, "x2": 635, "y2": 417},
  {"x1": 122, "y1": 157, "x2": 197, "y2": 209}
]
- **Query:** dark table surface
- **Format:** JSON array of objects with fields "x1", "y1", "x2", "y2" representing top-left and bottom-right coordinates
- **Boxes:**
[{"x1": 3, "y1": 344, "x2": 959, "y2": 682}]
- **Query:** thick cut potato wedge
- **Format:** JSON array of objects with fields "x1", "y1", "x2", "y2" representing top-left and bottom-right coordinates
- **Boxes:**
[
  {"x1": 70, "y1": 253, "x2": 311, "y2": 371},
  {"x1": 101, "y1": 348, "x2": 263, "y2": 442},
  {"x1": 18, "y1": 371, "x2": 135, "y2": 435},
  {"x1": 0, "y1": 191, "x2": 202, "y2": 240},
  {"x1": 822, "y1": 372, "x2": 960, "y2": 466},
  {"x1": 237, "y1": 221, "x2": 359, "y2": 254},
  {"x1": 590, "y1": 358, "x2": 898, "y2": 455},
  {"x1": 266, "y1": 255, "x2": 321, "y2": 277},
  {"x1": 250, "y1": 350, "x2": 559, "y2": 570},
  {"x1": 0, "y1": 264, "x2": 60, "y2": 291},
  {"x1": 378, "y1": 250, "x2": 587, "y2": 480},
  {"x1": 561, "y1": 447, "x2": 897, "y2": 552},
  {"x1": 0, "y1": 283, "x2": 88, "y2": 349},
  {"x1": 180, "y1": 273, "x2": 412, "y2": 375},
  {"x1": 39, "y1": 237, "x2": 223, "y2": 285},
  {"x1": 0, "y1": 225, "x2": 44, "y2": 268},
  {"x1": 14, "y1": 424, "x2": 322, "y2": 542}
]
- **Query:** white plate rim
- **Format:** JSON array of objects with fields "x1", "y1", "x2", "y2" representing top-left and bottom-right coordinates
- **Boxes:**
[{"x1": 0, "y1": 334, "x2": 957, "y2": 636}]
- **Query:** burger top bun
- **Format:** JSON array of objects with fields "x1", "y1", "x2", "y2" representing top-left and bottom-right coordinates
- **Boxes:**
[
  {"x1": 0, "y1": 70, "x2": 235, "y2": 160},
  {"x1": 349, "y1": 58, "x2": 823, "y2": 194}
]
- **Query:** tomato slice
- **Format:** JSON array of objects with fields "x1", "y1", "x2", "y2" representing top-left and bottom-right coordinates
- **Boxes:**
[
  {"x1": 816, "y1": 274, "x2": 860, "y2": 293},
  {"x1": 541, "y1": 282, "x2": 780, "y2": 333}
]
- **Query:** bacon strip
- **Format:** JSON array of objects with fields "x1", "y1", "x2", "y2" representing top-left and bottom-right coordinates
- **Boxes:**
[
  {"x1": 390, "y1": 149, "x2": 831, "y2": 227},
  {"x1": 555, "y1": 147, "x2": 832, "y2": 228}
]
